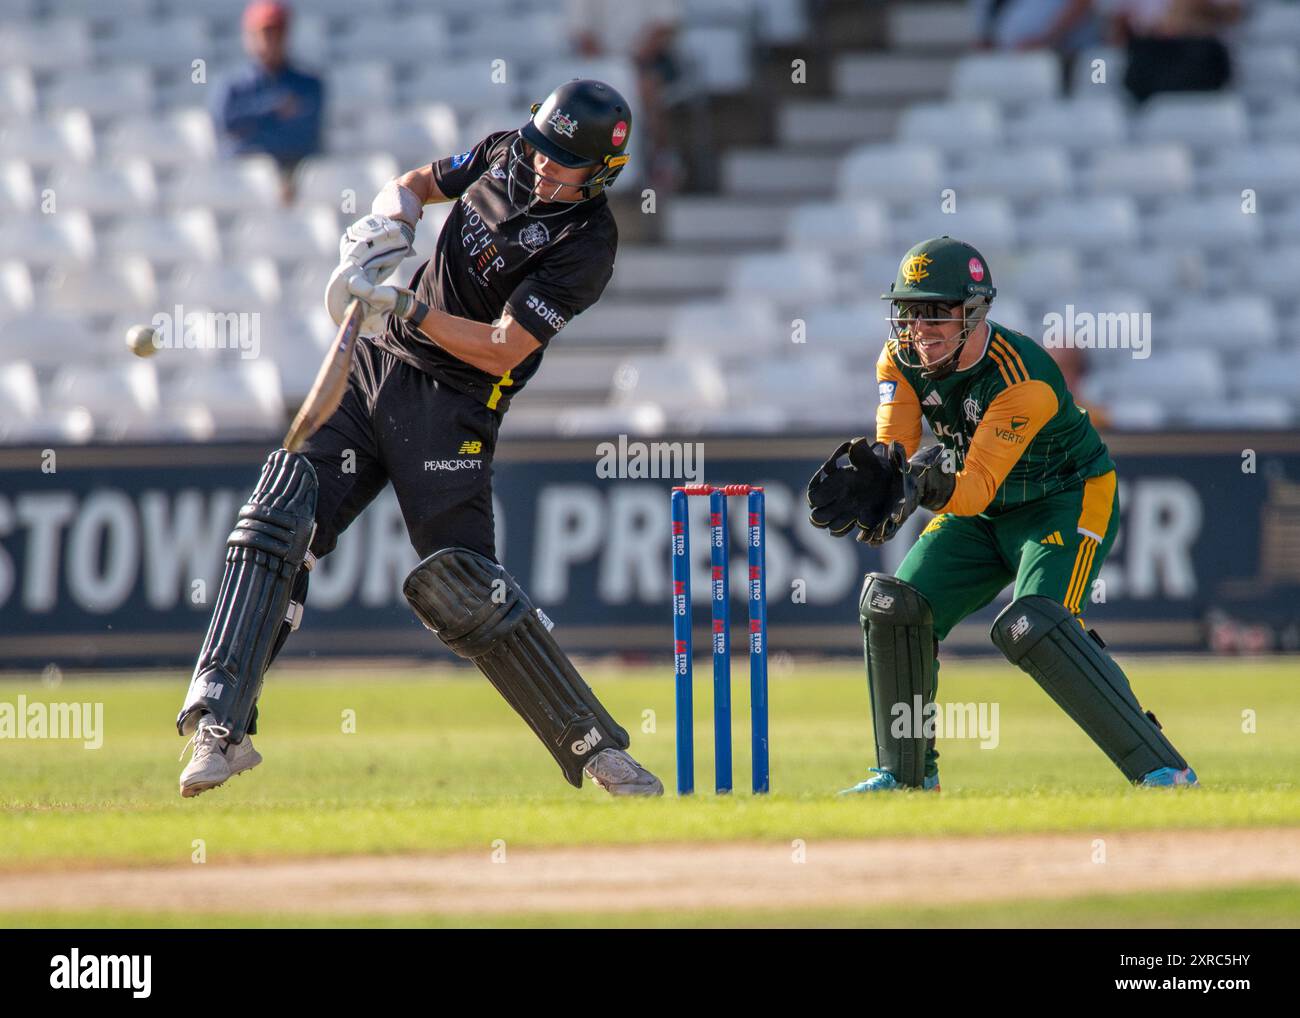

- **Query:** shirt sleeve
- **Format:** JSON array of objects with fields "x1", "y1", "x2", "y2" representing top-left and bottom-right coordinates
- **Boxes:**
[
  {"x1": 937, "y1": 379, "x2": 1059, "y2": 515},
  {"x1": 504, "y1": 235, "x2": 615, "y2": 343},
  {"x1": 875, "y1": 342, "x2": 923, "y2": 457},
  {"x1": 432, "y1": 131, "x2": 510, "y2": 200}
]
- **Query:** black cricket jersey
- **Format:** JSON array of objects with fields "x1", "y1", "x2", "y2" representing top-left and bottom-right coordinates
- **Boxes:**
[{"x1": 373, "y1": 130, "x2": 619, "y2": 413}]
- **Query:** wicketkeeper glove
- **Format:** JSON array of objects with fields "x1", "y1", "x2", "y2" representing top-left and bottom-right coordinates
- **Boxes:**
[
  {"x1": 806, "y1": 437, "x2": 898, "y2": 536},
  {"x1": 857, "y1": 443, "x2": 955, "y2": 546}
]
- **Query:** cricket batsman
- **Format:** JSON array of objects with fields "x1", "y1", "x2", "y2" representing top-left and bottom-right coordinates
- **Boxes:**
[
  {"x1": 176, "y1": 79, "x2": 664, "y2": 798},
  {"x1": 806, "y1": 236, "x2": 1198, "y2": 793}
]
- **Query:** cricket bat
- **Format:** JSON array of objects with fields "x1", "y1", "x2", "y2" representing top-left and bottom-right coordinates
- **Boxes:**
[{"x1": 283, "y1": 298, "x2": 364, "y2": 453}]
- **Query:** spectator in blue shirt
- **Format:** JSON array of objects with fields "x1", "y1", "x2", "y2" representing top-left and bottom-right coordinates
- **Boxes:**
[{"x1": 212, "y1": 1, "x2": 324, "y2": 202}]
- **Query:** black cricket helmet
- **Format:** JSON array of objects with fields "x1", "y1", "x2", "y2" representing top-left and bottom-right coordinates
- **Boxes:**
[{"x1": 507, "y1": 78, "x2": 631, "y2": 214}]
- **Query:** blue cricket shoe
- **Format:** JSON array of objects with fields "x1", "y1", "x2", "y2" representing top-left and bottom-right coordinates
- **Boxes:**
[
  {"x1": 839, "y1": 767, "x2": 941, "y2": 795},
  {"x1": 1138, "y1": 766, "x2": 1199, "y2": 788}
]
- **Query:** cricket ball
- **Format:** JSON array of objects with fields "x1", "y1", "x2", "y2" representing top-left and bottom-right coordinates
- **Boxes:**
[{"x1": 125, "y1": 324, "x2": 159, "y2": 358}]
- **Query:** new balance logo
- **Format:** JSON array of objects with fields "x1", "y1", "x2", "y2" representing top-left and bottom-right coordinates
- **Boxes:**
[
  {"x1": 1009, "y1": 615, "x2": 1032, "y2": 642},
  {"x1": 870, "y1": 591, "x2": 895, "y2": 611},
  {"x1": 457, "y1": 440, "x2": 482, "y2": 455},
  {"x1": 1040, "y1": 531, "x2": 1064, "y2": 546},
  {"x1": 922, "y1": 391, "x2": 942, "y2": 406},
  {"x1": 571, "y1": 727, "x2": 602, "y2": 755},
  {"x1": 536, "y1": 607, "x2": 554, "y2": 632}
]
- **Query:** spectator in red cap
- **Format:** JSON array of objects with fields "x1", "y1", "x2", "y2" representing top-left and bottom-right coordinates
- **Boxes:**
[{"x1": 212, "y1": 1, "x2": 324, "y2": 201}]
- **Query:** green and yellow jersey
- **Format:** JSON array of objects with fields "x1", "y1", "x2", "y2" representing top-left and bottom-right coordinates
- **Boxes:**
[{"x1": 876, "y1": 322, "x2": 1115, "y2": 519}]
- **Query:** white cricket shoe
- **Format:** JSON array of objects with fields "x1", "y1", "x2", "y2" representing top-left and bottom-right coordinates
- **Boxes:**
[
  {"x1": 583, "y1": 748, "x2": 664, "y2": 797},
  {"x1": 179, "y1": 714, "x2": 262, "y2": 798}
]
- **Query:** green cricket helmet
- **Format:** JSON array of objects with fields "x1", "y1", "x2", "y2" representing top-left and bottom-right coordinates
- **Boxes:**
[{"x1": 882, "y1": 236, "x2": 996, "y2": 380}]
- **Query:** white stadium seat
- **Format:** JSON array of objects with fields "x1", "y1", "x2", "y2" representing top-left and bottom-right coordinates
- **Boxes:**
[
  {"x1": 46, "y1": 258, "x2": 157, "y2": 318},
  {"x1": 357, "y1": 104, "x2": 460, "y2": 168},
  {"x1": 0, "y1": 259, "x2": 34, "y2": 316},
  {"x1": 46, "y1": 361, "x2": 163, "y2": 441},
  {"x1": 1236, "y1": 45, "x2": 1300, "y2": 100},
  {"x1": 0, "y1": 360, "x2": 40, "y2": 429},
  {"x1": 0, "y1": 111, "x2": 95, "y2": 167},
  {"x1": 1181, "y1": 399, "x2": 1293, "y2": 430},
  {"x1": 1142, "y1": 196, "x2": 1262, "y2": 250},
  {"x1": 0, "y1": 19, "x2": 91, "y2": 72},
  {"x1": 0, "y1": 212, "x2": 95, "y2": 266},
  {"x1": 950, "y1": 52, "x2": 1061, "y2": 105},
  {"x1": 732, "y1": 354, "x2": 870, "y2": 428},
  {"x1": 47, "y1": 68, "x2": 153, "y2": 121},
  {"x1": 1255, "y1": 102, "x2": 1300, "y2": 144},
  {"x1": 293, "y1": 154, "x2": 400, "y2": 209},
  {"x1": 171, "y1": 259, "x2": 281, "y2": 311},
  {"x1": 330, "y1": 14, "x2": 448, "y2": 62},
  {"x1": 838, "y1": 144, "x2": 944, "y2": 203},
  {"x1": 162, "y1": 361, "x2": 285, "y2": 440},
  {"x1": 1236, "y1": 352, "x2": 1300, "y2": 401},
  {"x1": 728, "y1": 251, "x2": 838, "y2": 309},
  {"x1": 228, "y1": 206, "x2": 338, "y2": 262},
  {"x1": 1008, "y1": 98, "x2": 1126, "y2": 151},
  {"x1": 459, "y1": 11, "x2": 567, "y2": 64},
  {"x1": 1095, "y1": 245, "x2": 1204, "y2": 297},
  {"x1": 404, "y1": 62, "x2": 515, "y2": 114},
  {"x1": 1082, "y1": 145, "x2": 1194, "y2": 198},
  {"x1": 322, "y1": 61, "x2": 394, "y2": 119},
  {"x1": 955, "y1": 147, "x2": 1071, "y2": 201},
  {"x1": 1201, "y1": 145, "x2": 1300, "y2": 198},
  {"x1": 889, "y1": 197, "x2": 1016, "y2": 256},
  {"x1": 47, "y1": 160, "x2": 158, "y2": 216},
  {"x1": 786, "y1": 201, "x2": 890, "y2": 254},
  {"x1": 678, "y1": 25, "x2": 753, "y2": 92},
  {"x1": 1242, "y1": 3, "x2": 1300, "y2": 44},
  {"x1": 0, "y1": 68, "x2": 36, "y2": 120},
  {"x1": 611, "y1": 355, "x2": 728, "y2": 412},
  {"x1": 104, "y1": 110, "x2": 217, "y2": 168},
  {"x1": 0, "y1": 159, "x2": 35, "y2": 213},
  {"x1": 1019, "y1": 196, "x2": 1139, "y2": 251},
  {"x1": 799, "y1": 301, "x2": 888, "y2": 358},
  {"x1": 1135, "y1": 94, "x2": 1250, "y2": 150},
  {"x1": 0, "y1": 311, "x2": 103, "y2": 371},
  {"x1": 898, "y1": 101, "x2": 1003, "y2": 151},
  {"x1": 1160, "y1": 297, "x2": 1277, "y2": 351},
  {"x1": 1233, "y1": 244, "x2": 1300, "y2": 301},
  {"x1": 103, "y1": 210, "x2": 222, "y2": 266},
  {"x1": 665, "y1": 298, "x2": 784, "y2": 360},
  {"x1": 1092, "y1": 350, "x2": 1225, "y2": 404},
  {"x1": 165, "y1": 157, "x2": 282, "y2": 213},
  {"x1": 996, "y1": 247, "x2": 1083, "y2": 304},
  {"x1": 97, "y1": 17, "x2": 207, "y2": 68}
]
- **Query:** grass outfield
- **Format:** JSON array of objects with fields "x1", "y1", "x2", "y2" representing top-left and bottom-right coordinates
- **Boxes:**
[
  {"x1": 4, "y1": 884, "x2": 1299, "y2": 929},
  {"x1": 1, "y1": 658, "x2": 1297, "y2": 868}
]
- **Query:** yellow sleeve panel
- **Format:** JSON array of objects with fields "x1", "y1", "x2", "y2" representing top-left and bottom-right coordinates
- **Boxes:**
[
  {"x1": 875, "y1": 343, "x2": 922, "y2": 458},
  {"x1": 937, "y1": 379, "x2": 1059, "y2": 516}
]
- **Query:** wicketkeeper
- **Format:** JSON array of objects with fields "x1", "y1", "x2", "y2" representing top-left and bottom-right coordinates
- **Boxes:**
[
  {"x1": 807, "y1": 236, "x2": 1198, "y2": 792},
  {"x1": 176, "y1": 79, "x2": 663, "y2": 798}
]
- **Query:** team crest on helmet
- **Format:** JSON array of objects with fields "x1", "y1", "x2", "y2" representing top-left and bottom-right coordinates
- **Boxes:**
[
  {"x1": 548, "y1": 109, "x2": 578, "y2": 138},
  {"x1": 518, "y1": 221, "x2": 550, "y2": 252},
  {"x1": 901, "y1": 253, "x2": 933, "y2": 285}
]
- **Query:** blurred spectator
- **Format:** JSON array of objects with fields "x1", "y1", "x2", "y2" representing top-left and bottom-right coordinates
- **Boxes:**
[
  {"x1": 567, "y1": 0, "x2": 688, "y2": 191},
  {"x1": 1107, "y1": 0, "x2": 1245, "y2": 102},
  {"x1": 973, "y1": 0, "x2": 1102, "y2": 55},
  {"x1": 212, "y1": 1, "x2": 324, "y2": 202},
  {"x1": 1049, "y1": 345, "x2": 1112, "y2": 430}
]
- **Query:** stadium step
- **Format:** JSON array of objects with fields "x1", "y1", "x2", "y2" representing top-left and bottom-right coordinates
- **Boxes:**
[
  {"x1": 557, "y1": 299, "x2": 676, "y2": 347},
  {"x1": 833, "y1": 54, "x2": 953, "y2": 100},
  {"x1": 888, "y1": 3, "x2": 978, "y2": 51},
  {"x1": 664, "y1": 197, "x2": 799, "y2": 246},
  {"x1": 720, "y1": 148, "x2": 841, "y2": 197},
  {"x1": 608, "y1": 247, "x2": 735, "y2": 299},
  {"x1": 776, "y1": 101, "x2": 899, "y2": 149}
]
